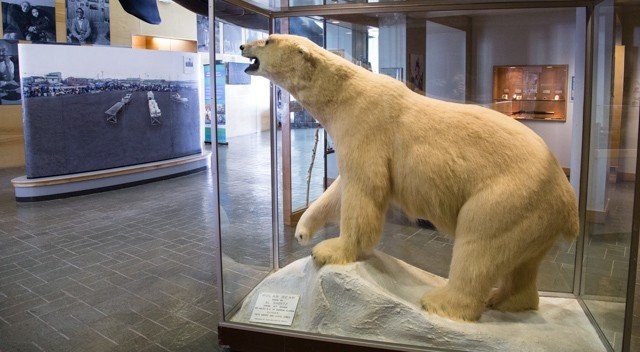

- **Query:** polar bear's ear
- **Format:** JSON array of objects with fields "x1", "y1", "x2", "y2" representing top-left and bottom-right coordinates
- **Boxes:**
[{"x1": 297, "y1": 45, "x2": 317, "y2": 68}]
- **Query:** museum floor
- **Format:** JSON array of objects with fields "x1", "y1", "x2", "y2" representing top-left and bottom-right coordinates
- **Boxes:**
[{"x1": 0, "y1": 129, "x2": 635, "y2": 351}]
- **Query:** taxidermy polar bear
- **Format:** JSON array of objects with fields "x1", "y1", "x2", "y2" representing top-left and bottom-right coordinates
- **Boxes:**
[{"x1": 241, "y1": 34, "x2": 579, "y2": 321}]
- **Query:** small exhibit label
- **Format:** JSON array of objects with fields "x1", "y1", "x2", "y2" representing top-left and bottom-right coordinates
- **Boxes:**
[{"x1": 249, "y1": 292, "x2": 300, "y2": 326}]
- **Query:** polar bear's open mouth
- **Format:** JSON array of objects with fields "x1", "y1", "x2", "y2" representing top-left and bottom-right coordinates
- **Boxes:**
[{"x1": 245, "y1": 57, "x2": 260, "y2": 72}]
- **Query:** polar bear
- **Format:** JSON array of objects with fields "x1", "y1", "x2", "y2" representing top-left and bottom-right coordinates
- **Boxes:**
[{"x1": 241, "y1": 34, "x2": 579, "y2": 321}]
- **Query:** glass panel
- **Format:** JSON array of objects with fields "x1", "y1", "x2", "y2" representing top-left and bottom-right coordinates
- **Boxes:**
[
  {"x1": 213, "y1": 12, "x2": 273, "y2": 316},
  {"x1": 274, "y1": 16, "x2": 326, "y2": 233},
  {"x1": 289, "y1": 125, "x2": 325, "y2": 211},
  {"x1": 274, "y1": 6, "x2": 583, "y2": 290},
  {"x1": 224, "y1": 3, "x2": 594, "y2": 350},
  {"x1": 582, "y1": 1, "x2": 638, "y2": 350},
  {"x1": 425, "y1": 20, "x2": 466, "y2": 103}
]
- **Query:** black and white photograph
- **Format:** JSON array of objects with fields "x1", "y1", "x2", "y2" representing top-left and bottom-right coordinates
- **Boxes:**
[
  {"x1": 410, "y1": 53, "x2": 424, "y2": 91},
  {"x1": 196, "y1": 14, "x2": 209, "y2": 52},
  {"x1": 0, "y1": 39, "x2": 21, "y2": 105},
  {"x1": 222, "y1": 22, "x2": 242, "y2": 55},
  {"x1": 2, "y1": 0, "x2": 56, "y2": 43},
  {"x1": 65, "y1": 0, "x2": 110, "y2": 45},
  {"x1": 19, "y1": 44, "x2": 201, "y2": 178}
]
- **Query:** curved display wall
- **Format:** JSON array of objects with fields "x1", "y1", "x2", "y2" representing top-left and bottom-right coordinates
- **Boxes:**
[{"x1": 19, "y1": 44, "x2": 202, "y2": 178}]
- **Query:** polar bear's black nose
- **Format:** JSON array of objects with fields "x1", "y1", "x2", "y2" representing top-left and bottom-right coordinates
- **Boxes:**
[{"x1": 240, "y1": 45, "x2": 244, "y2": 51}]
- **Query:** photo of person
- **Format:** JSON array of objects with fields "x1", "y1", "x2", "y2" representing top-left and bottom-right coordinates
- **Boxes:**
[
  {"x1": 410, "y1": 53, "x2": 424, "y2": 92},
  {"x1": 67, "y1": 7, "x2": 91, "y2": 44},
  {"x1": 196, "y1": 15, "x2": 209, "y2": 52},
  {"x1": 0, "y1": 39, "x2": 21, "y2": 105},
  {"x1": 2, "y1": 0, "x2": 56, "y2": 42},
  {"x1": 66, "y1": 0, "x2": 110, "y2": 45},
  {"x1": 26, "y1": 6, "x2": 54, "y2": 42}
]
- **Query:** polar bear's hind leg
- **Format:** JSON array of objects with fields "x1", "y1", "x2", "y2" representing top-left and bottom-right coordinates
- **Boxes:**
[
  {"x1": 421, "y1": 237, "x2": 500, "y2": 321},
  {"x1": 486, "y1": 251, "x2": 547, "y2": 312}
]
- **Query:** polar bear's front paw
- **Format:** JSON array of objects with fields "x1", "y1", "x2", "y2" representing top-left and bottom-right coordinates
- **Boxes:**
[{"x1": 311, "y1": 238, "x2": 356, "y2": 265}]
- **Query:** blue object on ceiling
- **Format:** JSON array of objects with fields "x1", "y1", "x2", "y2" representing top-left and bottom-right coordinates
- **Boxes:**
[
  {"x1": 117, "y1": 0, "x2": 267, "y2": 32},
  {"x1": 118, "y1": 0, "x2": 162, "y2": 24}
]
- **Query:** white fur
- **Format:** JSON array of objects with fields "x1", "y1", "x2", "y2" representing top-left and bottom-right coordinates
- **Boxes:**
[{"x1": 241, "y1": 34, "x2": 579, "y2": 321}]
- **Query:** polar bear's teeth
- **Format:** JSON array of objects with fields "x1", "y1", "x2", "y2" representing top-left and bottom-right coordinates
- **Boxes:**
[{"x1": 246, "y1": 57, "x2": 260, "y2": 72}]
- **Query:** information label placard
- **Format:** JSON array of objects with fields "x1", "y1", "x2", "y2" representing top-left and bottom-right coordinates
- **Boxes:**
[{"x1": 249, "y1": 292, "x2": 300, "y2": 326}]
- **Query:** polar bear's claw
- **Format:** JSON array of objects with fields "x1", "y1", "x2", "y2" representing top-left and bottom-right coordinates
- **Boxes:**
[{"x1": 294, "y1": 229, "x2": 310, "y2": 245}]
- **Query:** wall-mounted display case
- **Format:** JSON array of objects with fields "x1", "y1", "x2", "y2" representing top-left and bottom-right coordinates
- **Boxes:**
[{"x1": 492, "y1": 65, "x2": 568, "y2": 121}]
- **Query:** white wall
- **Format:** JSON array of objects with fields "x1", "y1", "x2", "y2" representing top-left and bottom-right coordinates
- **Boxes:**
[
  {"x1": 379, "y1": 13, "x2": 407, "y2": 81},
  {"x1": 571, "y1": 8, "x2": 586, "y2": 193},
  {"x1": 425, "y1": 21, "x2": 466, "y2": 103},
  {"x1": 200, "y1": 52, "x2": 271, "y2": 139},
  {"x1": 472, "y1": 9, "x2": 578, "y2": 168},
  {"x1": 225, "y1": 77, "x2": 271, "y2": 138}
]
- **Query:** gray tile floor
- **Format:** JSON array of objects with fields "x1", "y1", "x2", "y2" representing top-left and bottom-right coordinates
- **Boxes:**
[
  {"x1": 0, "y1": 128, "x2": 632, "y2": 351},
  {"x1": 0, "y1": 167, "x2": 220, "y2": 351}
]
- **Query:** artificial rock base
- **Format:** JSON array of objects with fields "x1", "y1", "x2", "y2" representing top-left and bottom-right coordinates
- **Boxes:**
[{"x1": 231, "y1": 251, "x2": 604, "y2": 351}]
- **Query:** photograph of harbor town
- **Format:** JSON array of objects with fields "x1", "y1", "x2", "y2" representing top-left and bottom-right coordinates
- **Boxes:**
[{"x1": 19, "y1": 44, "x2": 202, "y2": 178}]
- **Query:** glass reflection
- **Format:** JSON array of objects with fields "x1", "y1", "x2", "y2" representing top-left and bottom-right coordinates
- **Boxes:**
[
  {"x1": 211, "y1": 17, "x2": 273, "y2": 316},
  {"x1": 581, "y1": 1, "x2": 638, "y2": 350},
  {"x1": 273, "y1": 8, "x2": 580, "y2": 296}
]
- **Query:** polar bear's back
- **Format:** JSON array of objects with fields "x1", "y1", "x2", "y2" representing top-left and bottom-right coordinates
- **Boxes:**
[
  {"x1": 392, "y1": 92, "x2": 555, "y2": 176},
  {"x1": 385, "y1": 91, "x2": 574, "y2": 235}
]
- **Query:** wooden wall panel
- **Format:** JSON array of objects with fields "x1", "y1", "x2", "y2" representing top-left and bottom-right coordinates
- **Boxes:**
[
  {"x1": 0, "y1": 106, "x2": 25, "y2": 168},
  {"x1": 139, "y1": 3, "x2": 197, "y2": 42},
  {"x1": 55, "y1": 0, "x2": 66, "y2": 42}
]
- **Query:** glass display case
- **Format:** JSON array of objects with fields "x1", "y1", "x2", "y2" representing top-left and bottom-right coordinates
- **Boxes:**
[
  {"x1": 209, "y1": 0, "x2": 640, "y2": 351},
  {"x1": 492, "y1": 65, "x2": 569, "y2": 121}
]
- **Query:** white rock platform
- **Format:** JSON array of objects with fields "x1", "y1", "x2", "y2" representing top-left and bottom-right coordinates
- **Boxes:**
[{"x1": 231, "y1": 251, "x2": 605, "y2": 351}]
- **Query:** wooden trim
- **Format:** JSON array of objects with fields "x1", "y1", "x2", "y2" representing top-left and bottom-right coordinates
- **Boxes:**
[
  {"x1": 281, "y1": 89, "x2": 294, "y2": 226},
  {"x1": 12, "y1": 153, "x2": 209, "y2": 187},
  {"x1": 219, "y1": 325, "x2": 403, "y2": 352},
  {"x1": 289, "y1": 208, "x2": 305, "y2": 225},
  {"x1": 620, "y1": 172, "x2": 636, "y2": 182}
]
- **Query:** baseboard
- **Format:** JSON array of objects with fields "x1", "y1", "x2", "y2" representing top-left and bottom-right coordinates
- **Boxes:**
[
  {"x1": 12, "y1": 153, "x2": 210, "y2": 202},
  {"x1": 586, "y1": 197, "x2": 610, "y2": 224}
]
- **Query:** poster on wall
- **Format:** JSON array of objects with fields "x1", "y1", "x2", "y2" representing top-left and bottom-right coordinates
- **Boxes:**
[
  {"x1": 65, "y1": 0, "x2": 110, "y2": 45},
  {"x1": 197, "y1": 15, "x2": 209, "y2": 52},
  {"x1": 19, "y1": 44, "x2": 202, "y2": 178},
  {"x1": 197, "y1": 16, "x2": 221, "y2": 54},
  {"x1": 0, "y1": 39, "x2": 21, "y2": 105},
  {"x1": 215, "y1": 60, "x2": 227, "y2": 145},
  {"x1": 223, "y1": 22, "x2": 242, "y2": 55},
  {"x1": 2, "y1": 0, "x2": 56, "y2": 42},
  {"x1": 203, "y1": 64, "x2": 212, "y2": 143}
]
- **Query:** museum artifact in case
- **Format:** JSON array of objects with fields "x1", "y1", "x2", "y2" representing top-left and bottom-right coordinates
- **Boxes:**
[
  {"x1": 492, "y1": 65, "x2": 569, "y2": 121},
  {"x1": 211, "y1": 1, "x2": 640, "y2": 351}
]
